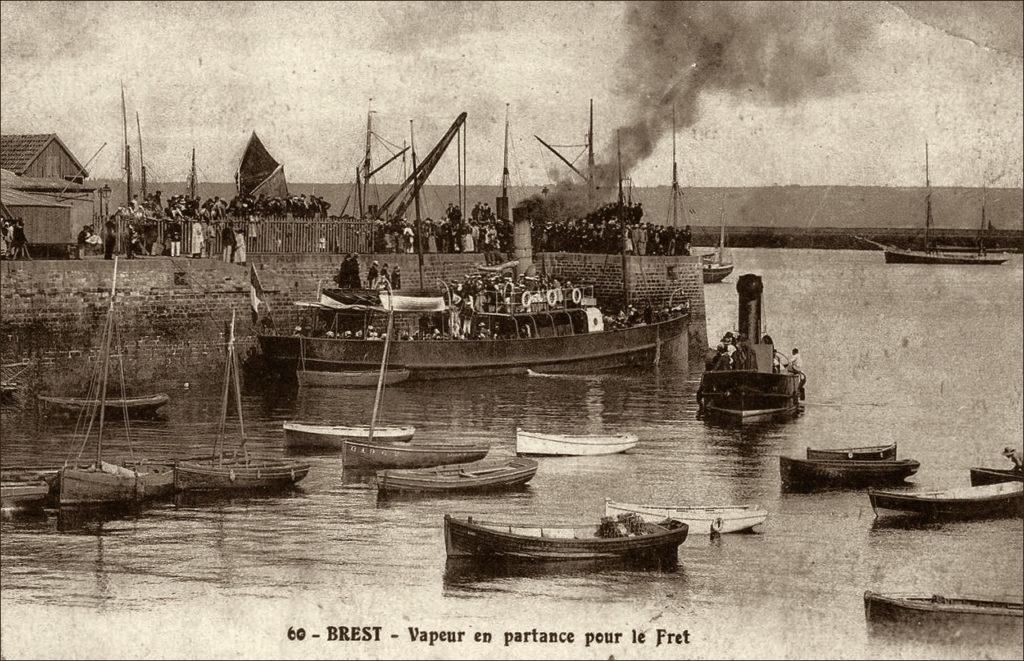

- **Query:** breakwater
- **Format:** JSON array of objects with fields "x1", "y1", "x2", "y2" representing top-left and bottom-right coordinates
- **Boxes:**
[{"x1": 0, "y1": 253, "x2": 706, "y2": 392}]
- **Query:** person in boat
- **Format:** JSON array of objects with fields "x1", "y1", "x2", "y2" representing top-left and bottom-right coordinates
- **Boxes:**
[
  {"x1": 392, "y1": 266, "x2": 401, "y2": 290},
  {"x1": 708, "y1": 344, "x2": 732, "y2": 371},
  {"x1": 732, "y1": 334, "x2": 758, "y2": 371},
  {"x1": 380, "y1": 264, "x2": 390, "y2": 287},
  {"x1": 1003, "y1": 447, "x2": 1024, "y2": 472}
]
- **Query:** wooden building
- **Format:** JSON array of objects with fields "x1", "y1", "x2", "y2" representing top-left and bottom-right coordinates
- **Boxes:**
[
  {"x1": 0, "y1": 134, "x2": 89, "y2": 183},
  {"x1": 0, "y1": 186, "x2": 73, "y2": 246}
]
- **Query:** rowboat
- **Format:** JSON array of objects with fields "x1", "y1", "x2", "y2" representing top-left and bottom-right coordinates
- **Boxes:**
[
  {"x1": 376, "y1": 457, "x2": 538, "y2": 495},
  {"x1": 868, "y1": 482, "x2": 1023, "y2": 519},
  {"x1": 604, "y1": 499, "x2": 768, "y2": 534},
  {"x1": 174, "y1": 313, "x2": 310, "y2": 493},
  {"x1": 779, "y1": 456, "x2": 919, "y2": 491},
  {"x1": 283, "y1": 421, "x2": 416, "y2": 449},
  {"x1": 297, "y1": 368, "x2": 409, "y2": 388},
  {"x1": 515, "y1": 428, "x2": 638, "y2": 456},
  {"x1": 703, "y1": 263, "x2": 734, "y2": 284},
  {"x1": 1, "y1": 481, "x2": 49, "y2": 510},
  {"x1": 59, "y1": 462, "x2": 176, "y2": 506},
  {"x1": 806, "y1": 444, "x2": 897, "y2": 461},
  {"x1": 443, "y1": 514, "x2": 688, "y2": 561},
  {"x1": 174, "y1": 456, "x2": 311, "y2": 492},
  {"x1": 864, "y1": 591, "x2": 1023, "y2": 639},
  {"x1": 39, "y1": 393, "x2": 170, "y2": 417},
  {"x1": 969, "y1": 467, "x2": 1024, "y2": 487},
  {"x1": 342, "y1": 440, "x2": 489, "y2": 469}
]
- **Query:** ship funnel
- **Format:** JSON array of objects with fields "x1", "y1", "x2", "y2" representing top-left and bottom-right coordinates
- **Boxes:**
[
  {"x1": 512, "y1": 204, "x2": 534, "y2": 276},
  {"x1": 736, "y1": 274, "x2": 763, "y2": 343}
]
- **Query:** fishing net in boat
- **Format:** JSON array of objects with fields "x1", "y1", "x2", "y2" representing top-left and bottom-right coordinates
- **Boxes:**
[{"x1": 597, "y1": 516, "x2": 625, "y2": 538}]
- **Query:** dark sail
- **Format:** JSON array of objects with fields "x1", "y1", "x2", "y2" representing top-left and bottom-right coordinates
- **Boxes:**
[{"x1": 237, "y1": 132, "x2": 288, "y2": 198}]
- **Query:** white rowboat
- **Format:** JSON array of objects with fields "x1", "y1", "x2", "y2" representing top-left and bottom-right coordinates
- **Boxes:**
[
  {"x1": 515, "y1": 428, "x2": 638, "y2": 457},
  {"x1": 604, "y1": 499, "x2": 768, "y2": 534},
  {"x1": 283, "y1": 422, "x2": 415, "y2": 449}
]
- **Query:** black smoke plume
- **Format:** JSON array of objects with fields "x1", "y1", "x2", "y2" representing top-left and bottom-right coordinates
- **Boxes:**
[{"x1": 525, "y1": 1, "x2": 873, "y2": 224}]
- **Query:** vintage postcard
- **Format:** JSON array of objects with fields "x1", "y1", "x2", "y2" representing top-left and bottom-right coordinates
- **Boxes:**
[{"x1": 1, "y1": 1, "x2": 1022, "y2": 659}]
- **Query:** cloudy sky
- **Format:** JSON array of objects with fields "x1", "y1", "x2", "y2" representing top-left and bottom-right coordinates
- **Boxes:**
[{"x1": 2, "y1": 1, "x2": 1021, "y2": 188}]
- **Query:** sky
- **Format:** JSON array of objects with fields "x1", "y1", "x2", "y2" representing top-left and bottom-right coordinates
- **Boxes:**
[{"x1": 1, "y1": 1, "x2": 1022, "y2": 188}]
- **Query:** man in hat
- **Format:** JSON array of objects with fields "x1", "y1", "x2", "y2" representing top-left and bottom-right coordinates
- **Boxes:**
[
  {"x1": 1003, "y1": 447, "x2": 1023, "y2": 472},
  {"x1": 367, "y1": 260, "x2": 379, "y2": 288}
]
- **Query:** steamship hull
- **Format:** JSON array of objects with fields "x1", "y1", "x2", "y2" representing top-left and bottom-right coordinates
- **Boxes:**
[{"x1": 257, "y1": 313, "x2": 689, "y2": 381}]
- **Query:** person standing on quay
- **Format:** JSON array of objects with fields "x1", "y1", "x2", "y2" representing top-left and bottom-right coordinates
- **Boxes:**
[
  {"x1": 234, "y1": 222, "x2": 247, "y2": 265},
  {"x1": 190, "y1": 217, "x2": 205, "y2": 258},
  {"x1": 392, "y1": 266, "x2": 401, "y2": 290},
  {"x1": 221, "y1": 222, "x2": 236, "y2": 263},
  {"x1": 11, "y1": 220, "x2": 31, "y2": 260}
]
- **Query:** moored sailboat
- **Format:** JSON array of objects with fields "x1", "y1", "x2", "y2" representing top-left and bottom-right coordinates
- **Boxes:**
[
  {"x1": 58, "y1": 259, "x2": 173, "y2": 506},
  {"x1": 174, "y1": 312, "x2": 310, "y2": 492}
]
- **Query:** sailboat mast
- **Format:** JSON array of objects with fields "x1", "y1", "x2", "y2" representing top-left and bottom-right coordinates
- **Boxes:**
[
  {"x1": 121, "y1": 84, "x2": 132, "y2": 206},
  {"x1": 368, "y1": 280, "x2": 395, "y2": 443},
  {"x1": 229, "y1": 312, "x2": 246, "y2": 457},
  {"x1": 136, "y1": 112, "x2": 147, "y2": 199},
  {"x1": 95, "y1": 258, "x2": 119, "y2": 464},
  {"x1": 216, "y1": 314, "x2": 233, "y2": 465},
  {"x1": 924, "y1": 141, "x2": 932, "y2": 249},
  {"x1": 411, "y1": 120, "x2": 425, "y2": 290}
]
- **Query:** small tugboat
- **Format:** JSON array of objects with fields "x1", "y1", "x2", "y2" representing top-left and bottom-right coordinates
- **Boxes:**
[{"x1": 697, "y1": 274, "x2": 804, "y2": 424}]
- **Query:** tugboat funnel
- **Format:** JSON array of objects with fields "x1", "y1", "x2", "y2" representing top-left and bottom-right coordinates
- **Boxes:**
[{"x1": 736, "y1": 274, "x2": 763, "y2": 343}]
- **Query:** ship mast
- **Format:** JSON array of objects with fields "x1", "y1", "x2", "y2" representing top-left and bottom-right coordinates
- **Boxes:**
[
  {"x1": 187, "y1": 147, "x2": 198, "y2": 200},
  {"x1": 362, "y1": 99, "x2": 373, "y2": 217},
  {"x1": 121, "y1": 83, "x2": 132, "y2": 206},
  {"x1": 411, "y1": 119, "x2": 425, "y2": 290},
  {"x1": 136, "y1": 112, "x2": 147, "y2": 200},
  {"x1": 618, "y1": 130, "x2": 629, "y2": 307},
  {"x1": 924, "y1": 141, "x2": 932, "y2": 250},
  {"x1": 501, "y1": 104, "x2": 511, "y2": 203},
  {"x1": 671, "y1": 106, "x2": 679, "y2": 227},
  {"x1": 587, "y1": 99, "x2": 595, "y2": 202}
]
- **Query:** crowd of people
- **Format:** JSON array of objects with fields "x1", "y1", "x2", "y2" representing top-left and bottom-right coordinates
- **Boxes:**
[{"x1": 705, "y1": 332, "x2": 804, "y2": 377}]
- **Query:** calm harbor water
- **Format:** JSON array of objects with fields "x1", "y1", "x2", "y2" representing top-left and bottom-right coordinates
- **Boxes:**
[{"x1": 2, "y1": 248, "x2": 1022, "y2": 659}]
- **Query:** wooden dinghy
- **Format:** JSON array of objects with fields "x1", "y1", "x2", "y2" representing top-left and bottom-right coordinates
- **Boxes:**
[
  {"x1": 174, "y1": 456, "x2": 310, "y2": 492},
  {"x1": 283, "y1": 421, "x2": 416, "y2": 449},
  {"x1": 515, "y1": 428, "x2": 638, "y2": 457},
  {"x1": 39, "y1": 393, "x2": 170, "y2": 417},
  {"x1": 1, "y1": 481, "x2": 50, "y2": 510},
  {"x1": 297, "y1": 368, "x2": 409, "y2": 389},
  {"x1": 969, "y1": 467, "x2": 1024, "y2": 487},
  {"x1": 864, "y1": 591, "x2": 1023, "y2": 638},
  {"x1": 377, "y1": 458, "x2": 538, "y2": 495},
  {"x1": 443, "y1": 514, "x2": 688, "y2": 561},
  {"x1": 604, "y1": 499, "x2": 768, "y2": 535},
  {"x1": 868, "y1": 482, "x2": 1023, "y2": 520},
  {"x1": 806, "y1": 443, "x2": 897, "y2": 461},
  {"x1": 703, "y1": 263, "x2": 734, "y2": 284},
  {"x1": 59, "y1": 462, "x2": 175, "y2": 506},
  {"x1": 342, "y1": 440, "x2": 489, "y2": 470},
  {"x1": 780, "y1": 456, "x2": 919, "y2": 491}
]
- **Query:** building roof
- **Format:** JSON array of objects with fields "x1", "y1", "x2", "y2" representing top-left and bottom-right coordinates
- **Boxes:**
[
  {"x1": 0, "y1": 168, "x2": 94, "y2": 193},
  {"x1": 0, "y1": 133, "x2": 88, "y2": 178},
  {"x1": 0, "y1": 186, "x2": 72, "y2": 208}
]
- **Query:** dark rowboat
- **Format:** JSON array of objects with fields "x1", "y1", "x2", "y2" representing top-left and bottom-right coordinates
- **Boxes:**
[
  {"x1": 868, "y1": 482, "x2": 1023, "y2": 520},
  {"x1": 1, "y1": 481, "x2": 49, "y2": 510},
  {"x1": 780, "y1": 456, "x2": 919, "y2": 491},
  {"x1": 864, "y1": 591, "x2": 1023, "y2": 640},
  {"x1": 174, "y1": 456, "x2": 310, "y2": 492},
  {"x1": 376, "y1": 457, "x2": 538, "y2": 495},
  {"x1": 297, "y1": 368, "x2": 409, "y2": 388},
  {"x1": 443, "y1": 514, "x2": 688, "y2": 561},
  {"x1": 703, "y1": 263, "x2": 734, "y2": 284},
  {"x1": 969, "y1": 467, "x2": 1024, "y2": 487},
  {"x1": 806, "y1": 444, "x2": 897, "y2": 461},
  {"x1": 39, "y1": 393, "x2": 170, "y2": 417},
  {"x1": 342, "y1": 440, "x2": 489, "y2": 469}
]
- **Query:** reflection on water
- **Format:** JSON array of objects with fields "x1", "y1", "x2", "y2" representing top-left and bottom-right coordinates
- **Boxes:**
[{"x1": 1, "y1": 249, "x2": 1022, "y2": 657}]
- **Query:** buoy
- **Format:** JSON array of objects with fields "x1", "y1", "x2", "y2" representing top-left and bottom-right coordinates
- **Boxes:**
[
  {"x1": 571, "y1": 287, "x2": 582, "y2": 304},
  {"x1": 521, "y1": 291, "x2": 531, "y2": 309},
  {"x1": 546, "y1": 289, "x2": 558, "y2": 306}
]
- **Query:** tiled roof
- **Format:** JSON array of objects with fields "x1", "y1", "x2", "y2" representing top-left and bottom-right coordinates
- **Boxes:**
[{"x1": 0, "y1": 134, "x2": 87, "y2": 177}]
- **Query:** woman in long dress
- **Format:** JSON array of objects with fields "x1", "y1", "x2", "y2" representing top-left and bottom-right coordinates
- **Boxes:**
[
  {"x1": 190, "y1": 219, "x2": 205, "y2": 258},
  {"x1": 233, "y1": 223, "x2": 247, "y2": 265}
]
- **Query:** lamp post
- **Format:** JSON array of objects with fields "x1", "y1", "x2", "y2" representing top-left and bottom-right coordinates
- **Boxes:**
[{"x1": 99, "y1": 185, "x2": 111, "y2": 220}]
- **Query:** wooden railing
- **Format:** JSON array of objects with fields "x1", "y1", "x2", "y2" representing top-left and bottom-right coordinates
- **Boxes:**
[{"x1": 104, "y1": 217, "x2": 374, "y2": 257}]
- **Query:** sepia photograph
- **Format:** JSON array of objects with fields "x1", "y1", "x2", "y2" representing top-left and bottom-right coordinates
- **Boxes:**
[{"x1": 1, "y1": 1, "x2": 1022, "y2": 658}]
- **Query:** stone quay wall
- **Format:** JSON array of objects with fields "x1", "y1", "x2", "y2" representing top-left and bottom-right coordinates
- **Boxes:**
[{"x1": 0, "y1": 252, "x2": 707, "y2": 390}]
